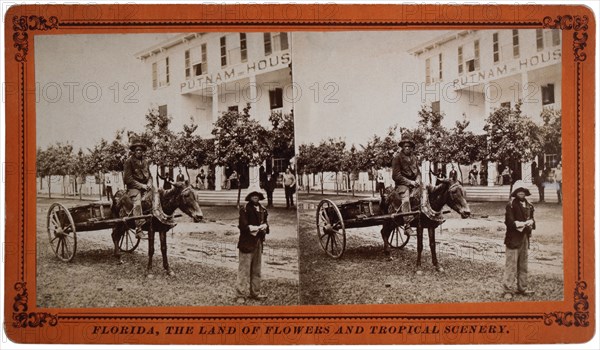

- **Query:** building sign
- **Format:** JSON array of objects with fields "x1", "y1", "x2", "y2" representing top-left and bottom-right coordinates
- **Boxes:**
[
  {"x1": 180, "y1": 51, "x2": 291, "y2": 94},
  {"x1": 452, "y1": 48, "x2": 561, "y2": 90}
]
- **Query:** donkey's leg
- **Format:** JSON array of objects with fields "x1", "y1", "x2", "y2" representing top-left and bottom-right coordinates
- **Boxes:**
[
  {"x1": 416, "y1": 227, "x2": 424, "y2": 275},
  {"x1": 159, "y1": 230, "x2": 174, "y2": 276},
  {"x1": 428, "y1": 227, "x2": 443, "y2": 272},
  {"x1": 146, "y1": 228, "x2": 155, "y2": 277},
  {"x1": 111, "y1": 225, "x2": 123, "y2": 262},
  {"x1": 380, "y1": 221, "x2": 393, "y2": 258}
]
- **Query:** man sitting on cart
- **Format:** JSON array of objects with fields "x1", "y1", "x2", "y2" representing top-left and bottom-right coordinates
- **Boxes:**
[
  {"x1": 391, "y1": 136, "x2": 421, "y2": 235},
  {"x1": 123, "y1": 138, "x2": 155, "y2": 239}
]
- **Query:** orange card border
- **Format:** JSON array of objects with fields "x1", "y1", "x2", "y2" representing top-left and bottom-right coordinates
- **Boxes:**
[{"x1": 3, "y1": 4, "x2": 596, "y2": 345}]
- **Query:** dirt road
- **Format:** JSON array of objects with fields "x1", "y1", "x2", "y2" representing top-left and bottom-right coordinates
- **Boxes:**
[
  {"x1": 298, "y1": 197, "x2": 564, "y2": 305},
  {"x1": 36, "y1": 198, "x2": 299, "y2": 308}
]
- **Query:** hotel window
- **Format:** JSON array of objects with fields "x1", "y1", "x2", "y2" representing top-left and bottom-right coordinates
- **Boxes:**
[
  {"x1": 438, "y1": 53, "x2": 443, "y2": 80},
  {"x1": 185, "y1": 44, "x2": 208, "y2": 78},
  {"x1": 152, "y1": 57, "x2": 169, "y2": 89},
  {"x1": 221, "y1": 34, "x2": 245, "y2": 67},
  {"x1": 536, "y1": 29, "x2": 544, "y2": 51},
  {"x1": 228, "y1": 105, "x2": 239, "y2": 112},
  {"x1": 220, "y1": 36, "x2": 227, "y2": 67},
  {"x1": 269, "y1": 88, "x2": 284, "y2": 110},
  {"x1": 542, "y1": 84, "x2": 555, "y2": 105},
  {"x1": 425, "y1": 58, "x2": 431, "y2": 84},
  {"x1": 512, "y1": 29, "x2": 519, "y2": 58},
  {"x1": 431, "y1": 101, "x2": 440, "y2": 114},
  {"x1": 493, "y1": 33, "x2": 500, "y2": 63},
  {"x1": 184, "y1": 50, "x2": 191, "y2": 79},
  {"x1": 500, "y1": 101, "x2": 511, "y2": 109},
  {"x1": 240, "y1": 33, "x2": 247, "y2": 62},
  {"x1": 158, "y1": 104, "x2": 167, "y2": 117},
  {"x1": 458, "y1": 46, "x2": 463, "y2": 74},
  {"x1": 474, "y1": 40, "x2": 480, "y2": 70},
  {"x1": 552, "y1": 29, "x2": 561, "y2": 46},
  {"x1": 264, "y1": 32, "x2": 289, "y2": 55}
]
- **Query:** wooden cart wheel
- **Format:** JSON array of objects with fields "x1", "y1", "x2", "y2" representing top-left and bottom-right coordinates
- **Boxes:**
[
  {"x1": 387, "y1": 225, "x2": 410, "y2": 249},
  {"x1": 316, "y1": 199, "x2": 346, "y2": 259},
  {"x1": 119, "y1": 225, "x2": 141, "y2": 253},
  {"x1": 47, "y1": 203, "x2": 77, "y2": 262}
]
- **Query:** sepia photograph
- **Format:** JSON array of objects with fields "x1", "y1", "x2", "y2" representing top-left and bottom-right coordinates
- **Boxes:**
[
  {"x1": 35, "y1": 32, "x2": 298, "y2": 307},
  {"x1": 294, "y1": 30, "x2": 564, "y2": 305}
]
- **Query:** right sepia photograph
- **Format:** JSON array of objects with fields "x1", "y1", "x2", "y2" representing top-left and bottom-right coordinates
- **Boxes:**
[{"x1": 293, "y1": 30, "x2": 564, "y2": 305}]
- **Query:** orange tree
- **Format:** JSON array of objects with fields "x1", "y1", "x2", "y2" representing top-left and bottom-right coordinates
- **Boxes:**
[
  {"x1": 212, "y1": 104, "x2": 270, "y2": 207},
  {"x1": 483, "y1": 102, "x2": 542, "y2": 197}
]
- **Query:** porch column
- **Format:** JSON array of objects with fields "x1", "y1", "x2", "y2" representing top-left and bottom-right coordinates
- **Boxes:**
[
  {"x1": 488, "y1": 162, "x2": 497, "y2": 187},
  {"x1": 248, "y1": 74, "x2": 258, "y2": 120},
  {"x1": 212, "y1": 86, "x2": 223, "y2": 191},
  {"x1": 522, "y1": 161, "x2": 533, "y2": 184}
]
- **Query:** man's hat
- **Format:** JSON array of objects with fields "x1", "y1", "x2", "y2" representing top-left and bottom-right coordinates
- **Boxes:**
[
  {"x1": 129, "y1": 137, "x2": 147, "y2": 152},
  {"x1": 511, "y1": 180, "x2": 531, "y2": 197},
  {"x1": 245, "y1": 184, "x2": 265, "y2": 201},
  {"x1": 398, "y1": 136, "x2": 415, "y2": 148}
]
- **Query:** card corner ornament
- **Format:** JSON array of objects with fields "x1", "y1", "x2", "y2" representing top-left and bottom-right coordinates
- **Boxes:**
[
  {"x1": 541, "y1": 14, "x2": 588, "y2": 62},
  {"x1": 12, "y1": 282, "x2": 59, "y2": 328},
  {"x1": 12, "y1": 15, "x2": 60, "y2": 62},
  {"x1": 543, "y1": 281, "x2": 590, "y2": 327}
]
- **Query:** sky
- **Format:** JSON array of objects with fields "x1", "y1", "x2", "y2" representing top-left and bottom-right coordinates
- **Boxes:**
[
  {"x1": 35, "y1": 30, "x2": 445, "y2": 151},
  {"x1": 35, "y1": 33, "x2": 175, "y2": 151},
  {"x1": 292, "y1": 30, "x2": 447, "y2": 147}
]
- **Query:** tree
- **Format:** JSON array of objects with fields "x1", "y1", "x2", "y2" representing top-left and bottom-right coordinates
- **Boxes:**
[
  {"x1": 343, "y1": 144, "x2": 361, "y2": 196},
  {"x1": 36, "y1": 148, "x2": 53, "y2": 197},
  {"x1": 70, "y1": 148, "x2": 94, "y2": 200},
  {"x1": 415, "y1": 106, "x2": 450, "y2": 181},
  {"x1": 103, "y1": 129, "x2": 129, "y2": 182},
  {"x1": 142, "y1": 108, "x2": 177, "y2": 186},
  {"x1": 314, "y1": 138, "x2": 346, "y2": 195},
  {"x1": 483, "y1": 102, "x2": 542, "y2": 197},
  {"x1": 212, "y1": 104, "x2": 270, "y2": 207},
  {"x1": 297, "y1": 143, "x2": 318, "y2": 194},
  {"x1": 173, "y1": 119, "x2": 205, "y2": 180},
  {"x1": 268, "y1": 109, "x2": 295, "y2": 161},
  {"x1": 42, "y1": 143, "x2": 73, "y2": 198},
  {"x1": 540, "y1": 108, "x2": 562, "y2": 161},
  {"x1": 446, "y1": 117, "x2": 487, "y2": 182}
]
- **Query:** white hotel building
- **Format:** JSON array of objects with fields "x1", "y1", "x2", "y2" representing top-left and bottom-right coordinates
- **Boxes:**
[
  {"x1": 135, "y1": 32, "x2": 293, "y2": 190},
  {"x1": 408, "y1": 29, "x2": 562, "y2": 186}
]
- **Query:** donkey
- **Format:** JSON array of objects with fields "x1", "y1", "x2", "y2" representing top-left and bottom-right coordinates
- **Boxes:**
[
  {"x1": 380, "y1": 178, "x2": 471, "y2": 274},
  {"x1": 111, "y1": 181, "x2": 203, "y2": 276}
]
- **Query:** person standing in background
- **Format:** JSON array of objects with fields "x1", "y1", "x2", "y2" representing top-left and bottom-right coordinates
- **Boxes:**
[
  {"x1": 283, "y1": 168, "x2": 296, "y2": 209},
  {"x1": 555, "y1": 162, "x2": 562, "y2": 204},
  {"x1": 104, "y1": 175, "x2": 113, "y2": 201}
]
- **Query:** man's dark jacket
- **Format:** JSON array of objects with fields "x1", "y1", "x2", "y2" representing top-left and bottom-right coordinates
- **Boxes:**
[
  {"x1": 238, "y1": 202, "x2": 269, "y2": 253},
  {"x1": 391, "y1": 151, "x2": 420, "y2": 187},
  {"x1": 123, "y1": 155, "x2": 151, "y2": 190},
  {"x1": 504, "y1": 198, "x2": 536, "y2": 249}
]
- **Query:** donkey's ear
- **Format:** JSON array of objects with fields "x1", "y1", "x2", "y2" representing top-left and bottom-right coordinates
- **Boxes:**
[{"x1": 184, "y1": 180, "x2": 190, "y2": 187}]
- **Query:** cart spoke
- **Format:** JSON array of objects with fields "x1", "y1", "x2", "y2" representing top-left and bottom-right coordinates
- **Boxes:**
[
  {"x1": 330, "y1": 233, "x2": 338, "y2": 255},
  {"x1": 63, "y1": 237, "x2": 72, "y2": 257},
  {"x1": 50, "y1": 213, "x2": 61, "y2": 230},
  {"x1": 319, "y1": 211, "x2": 330, "y2": 225},
  {"x1": 60, "y1": 238, "x2": 66, "y2": 259},
  {"x1": 54, "y1": 238, "x2": 61, "y2": 256},
  {"x1": 325, "y1": 234, "x2": 331, "y2": 252},
  {"x1": 50, "y1": 236, "x2": 58, "y2": 244},
  {"x1": 52, "y1": 211, "x2": 62, "y2": 228}
]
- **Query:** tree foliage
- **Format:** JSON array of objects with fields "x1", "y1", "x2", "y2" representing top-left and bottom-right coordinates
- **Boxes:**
[
  {"x1": 269, "y1": 110, "x2": 295, "y2": 160},
  {"x1": 483, "y1": 102, "x2": 542, "y2": 165},
  {"x1": 539, "y1": 108, "x2": 562, "y2": 157}
]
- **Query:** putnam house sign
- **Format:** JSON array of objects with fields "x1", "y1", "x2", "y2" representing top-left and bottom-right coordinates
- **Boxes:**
[
  {"x1": 452, "y1": 48, "x2": 561, "y2": 90},
  {"x1": 180, "y1": 51, "x2": 291, "y2": 94}
]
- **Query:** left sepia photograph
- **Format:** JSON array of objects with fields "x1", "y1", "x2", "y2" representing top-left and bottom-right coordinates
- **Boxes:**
[{"x1": 35, "y1": 32, "x2": 298, "y2": 308}]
